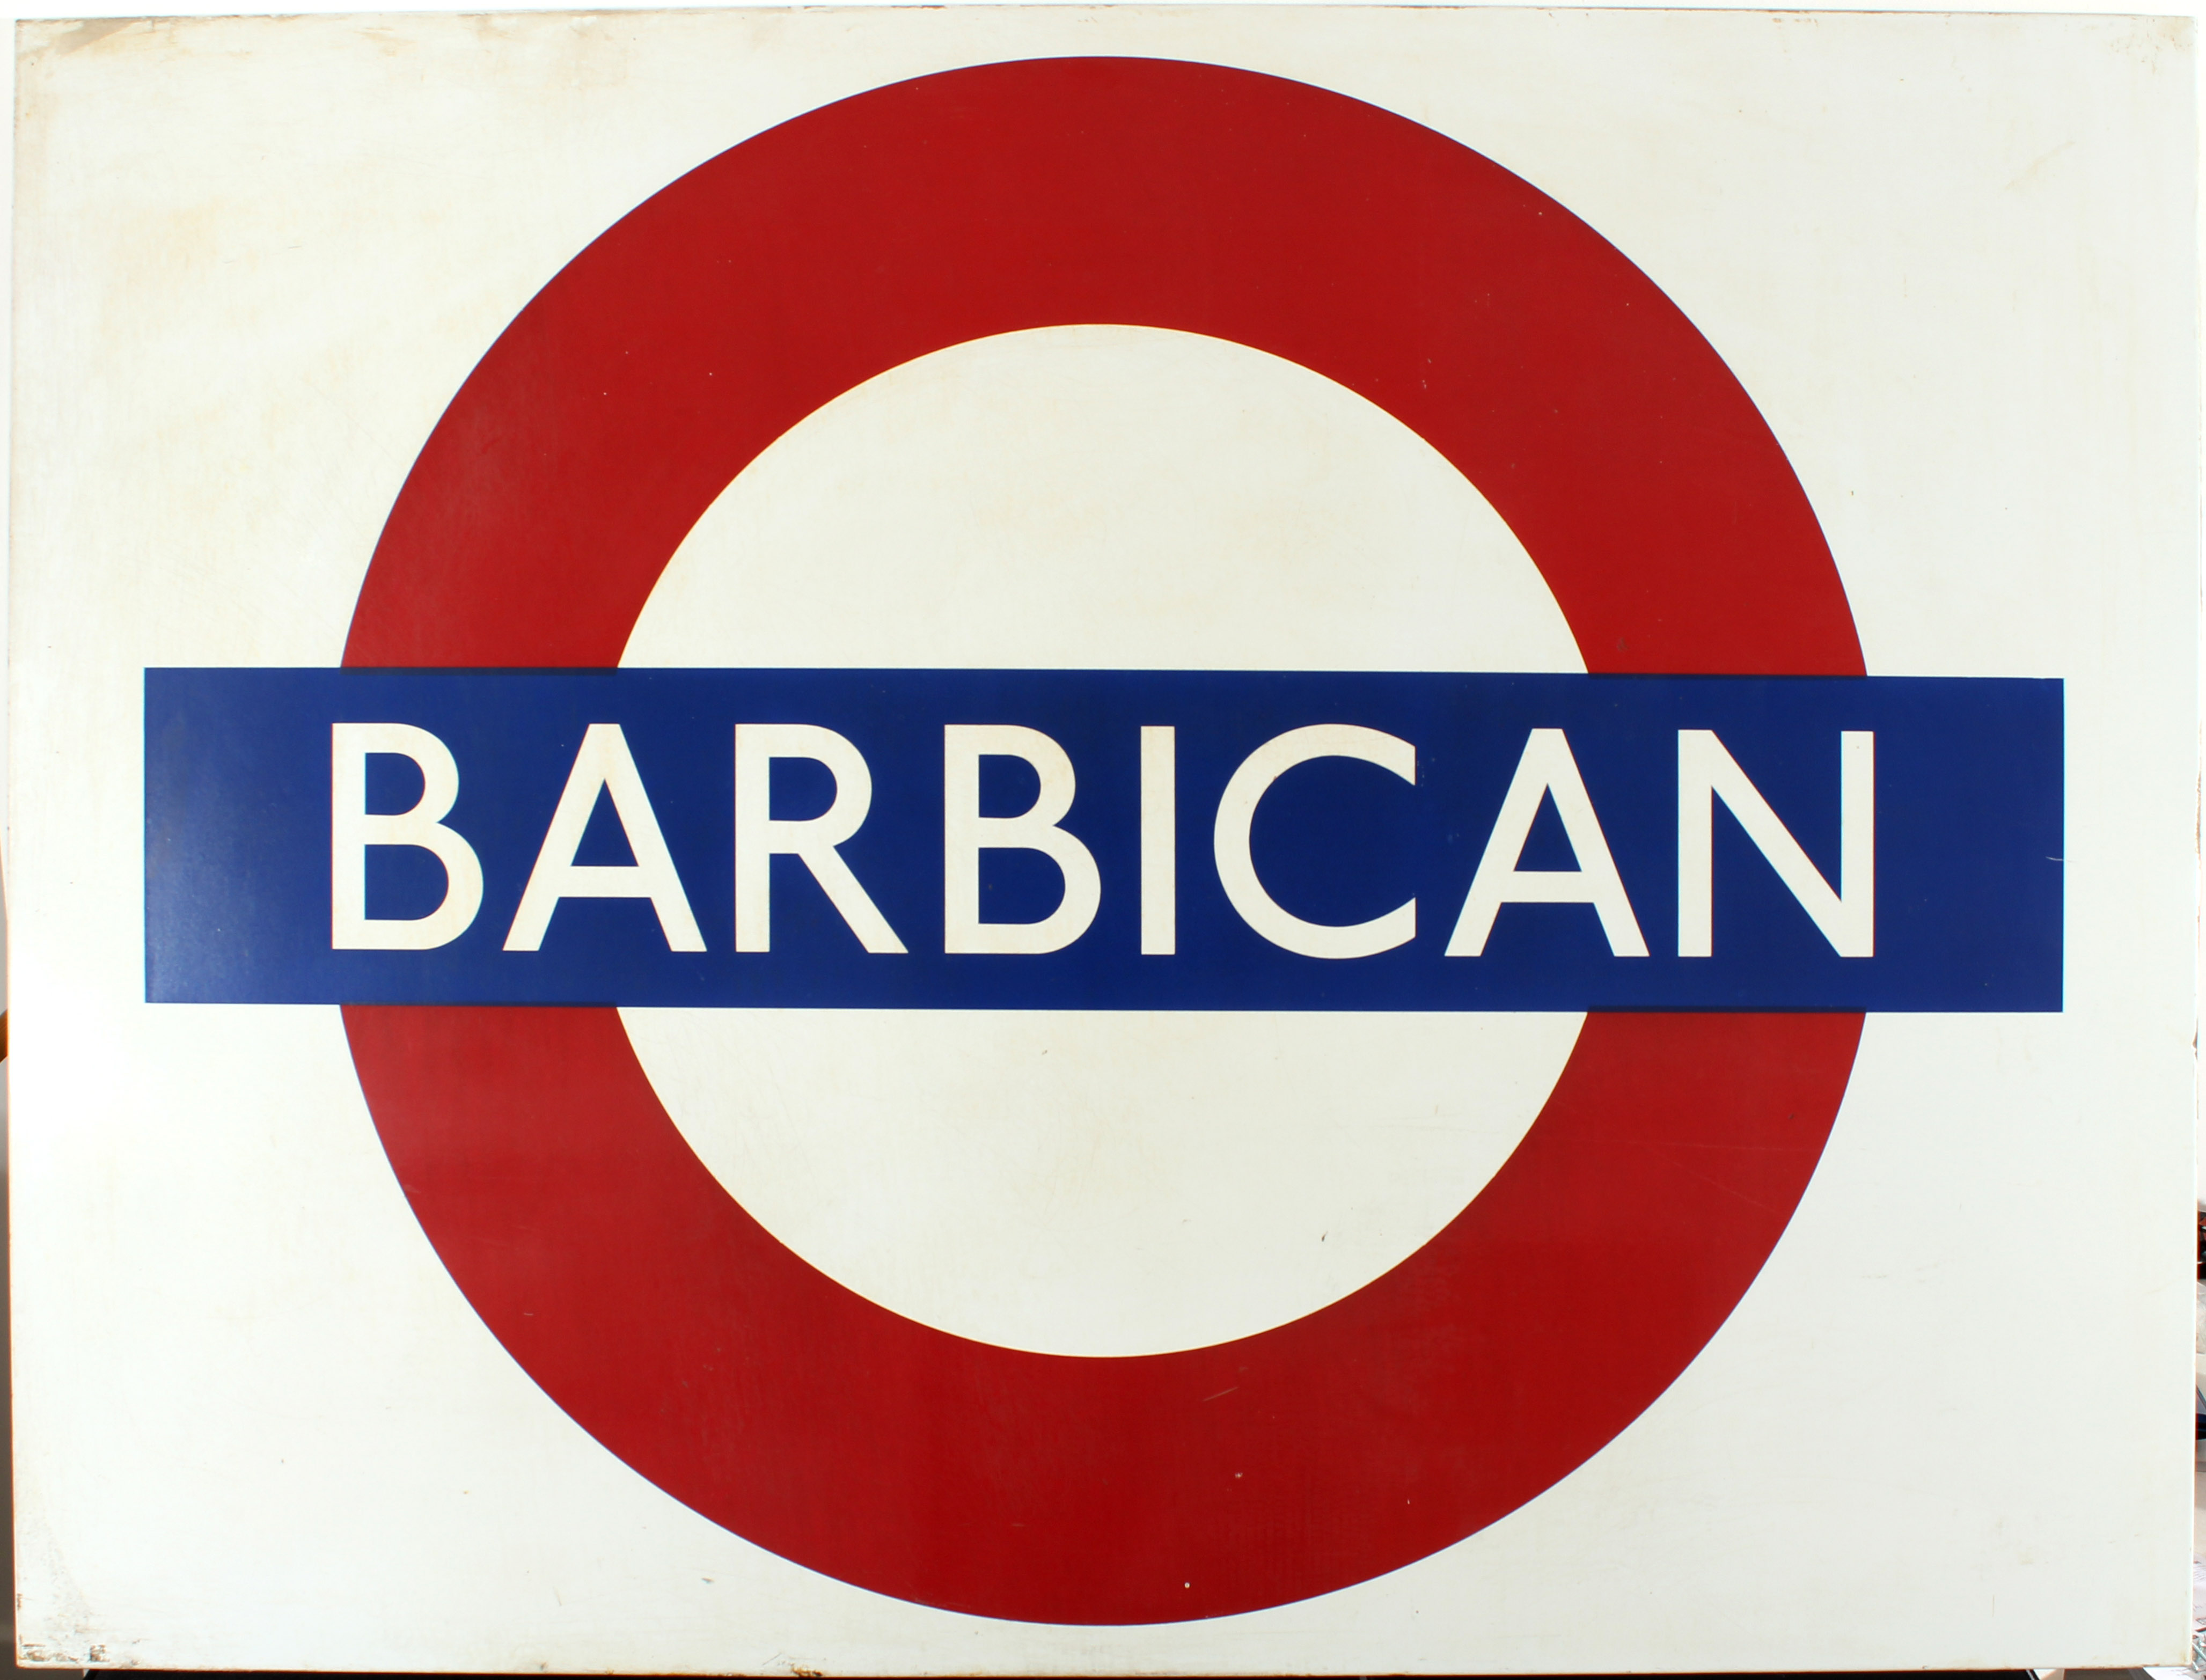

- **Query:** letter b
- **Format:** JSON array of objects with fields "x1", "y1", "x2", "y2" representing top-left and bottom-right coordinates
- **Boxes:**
[
  {"x1": 331, "y1": 723, "x2": 483, "y2": 950},
  {"x1": 943, "y1": 725, "x2": 1101, "y2": 955}
]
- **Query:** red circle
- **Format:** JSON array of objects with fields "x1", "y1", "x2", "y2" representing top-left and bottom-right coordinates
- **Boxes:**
[{"x1": 342, "y1": 57, "x2": 1865, "y2": 1624}]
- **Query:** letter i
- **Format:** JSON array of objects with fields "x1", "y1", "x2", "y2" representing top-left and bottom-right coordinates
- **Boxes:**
[{"x1": 1141, "y1": 726, "x2": 1175, "y2": 955}]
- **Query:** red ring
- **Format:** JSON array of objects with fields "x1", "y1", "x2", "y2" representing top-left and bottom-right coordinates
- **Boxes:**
[{"x1": 342, "y1": 56, "x2": 1865, "y2": 1624}]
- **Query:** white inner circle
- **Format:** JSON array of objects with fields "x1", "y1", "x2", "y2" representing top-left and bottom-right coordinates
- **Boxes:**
[{"x1": 621, "y1": 325, "x2": 1588, "y2": 1358}]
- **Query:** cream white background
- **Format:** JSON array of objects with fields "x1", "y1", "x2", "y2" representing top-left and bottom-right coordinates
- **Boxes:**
[{"x1": 10, "y1": 8, "x2": 2199, "y2": 1674}]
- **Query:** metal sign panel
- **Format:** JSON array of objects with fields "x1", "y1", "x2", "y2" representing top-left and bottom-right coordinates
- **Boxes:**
[{"x1": 12, "y1": 8, "x2": 2196, "y2": 1672}]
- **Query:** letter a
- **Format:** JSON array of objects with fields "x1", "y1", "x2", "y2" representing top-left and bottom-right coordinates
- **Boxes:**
[
  {"x1": 505, "y1": 724, "x2": 706, "y2": 952},
  {"x1": 1447, "y1": 728, "x2": 1647, "y2": 957}
]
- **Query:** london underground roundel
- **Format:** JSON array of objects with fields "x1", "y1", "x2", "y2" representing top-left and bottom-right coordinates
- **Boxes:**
[
  {"x1": 353, "y1": 55, "x2": 1854, "y2": 1623},
  {"x1": 141, "y1": 55, "x2": 2067, "y2": 1626}
]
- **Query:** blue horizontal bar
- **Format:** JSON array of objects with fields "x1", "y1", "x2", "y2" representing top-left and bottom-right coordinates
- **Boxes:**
[{"x1": 145, "y1": 668, "x2": 2061, "y2": 1012}]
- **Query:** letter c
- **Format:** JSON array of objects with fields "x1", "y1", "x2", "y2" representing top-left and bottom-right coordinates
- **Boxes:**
[{"x1": 1212, "y1": 724, "x2": 1416, "y2": 959}]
